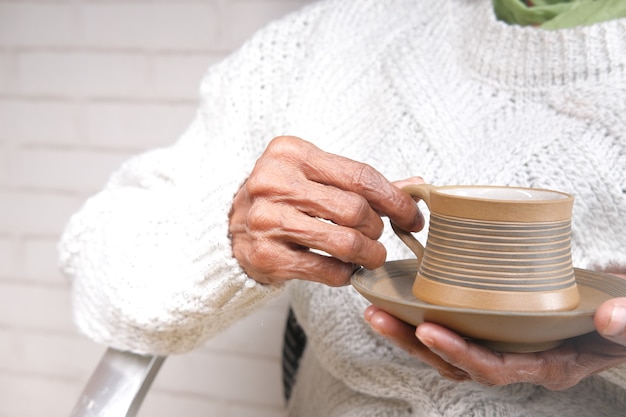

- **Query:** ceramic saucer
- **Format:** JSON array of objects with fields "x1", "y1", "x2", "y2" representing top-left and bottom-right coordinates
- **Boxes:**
[{"x1": 351, "y1": 259, "x2": 626, "y2": 352}]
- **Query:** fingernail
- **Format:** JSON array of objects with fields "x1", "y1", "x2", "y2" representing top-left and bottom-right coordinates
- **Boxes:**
[
  {"x1": 416, "y1": 328, "x2": 435, "y2": 348},
  {"x1": 604, "y1": 305, "x2": 626, "y2": 337},
  {"x1": 413, "y1": 210, "x2": 425, "y2": 232},
  {"x1": 363, "y1": 305, "x2": 376, "y2": 322}
]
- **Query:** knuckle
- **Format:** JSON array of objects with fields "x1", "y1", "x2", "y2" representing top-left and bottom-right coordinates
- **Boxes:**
[
  {"x1": 335, "y1": 194, "x2": 370, "y2": 226},
  {"x1": 320, "y1": 262, "x2": 352, "y2": 287},
  {"x1": 266, "y1": 135, "x2": 306, "y2": 158},
  {"x1": 470, "y1": 364, "x2": 520, "y2": 387},
  {"x1": 245, "y1": 169, "x2": 278, "y2": 195},
  {"x1": 512, "y1": 358, "x2": 549, "y2": 385},
  {"x1": 334, "y1": 230, "x2": 363, "y2": 261},
  {"x1": 268, "y1": 135, "x2": 297, "y2": 148},
  {"x1": 509, "y1": 352, "x2": 583, "y2": 391},
  {"x1": 249, "y1": 137, "x2": 307, "y2": 195},
  {"x1": 537, "y1": 351, "x2": 582, "y2": 390},
  {"x1": 246, "y1": 202, "x2": 276, "y2": 231},
  {"x1": 352, "y1": 197, "x2": 372, "y2": 223},
  {"x1": 542, "y1": 367, "x2": 584, "y2": 391},
  {"x1": 325, "y1": 274, "x2": 349, "y2": 287},
  {"x1": 351, "y1": 163, "x2": 381, "y2": 193},
  {"x1": 247, "y1": 240, "x2": 280, "y2": 274}
]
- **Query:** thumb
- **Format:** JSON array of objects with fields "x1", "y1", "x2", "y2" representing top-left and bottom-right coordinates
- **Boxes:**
[
  {"x1": 392, "y1": 176, "x2": 426, "y2": 190},
  {"x1": 595, "y1": 298, "x2": 626, "y2": 346}
]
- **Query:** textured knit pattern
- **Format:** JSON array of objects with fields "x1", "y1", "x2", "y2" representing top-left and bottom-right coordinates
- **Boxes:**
[{"x1": 58, "y1": 0, "x2": 626, "y2": 415}]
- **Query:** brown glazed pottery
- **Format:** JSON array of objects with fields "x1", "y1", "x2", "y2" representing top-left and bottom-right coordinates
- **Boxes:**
[
  {"x1": 391, "y1": 184, "x2": 580, "y2": 313},
  {"x1": 352, "y1": 260, "x2": 626, "y2": 352}
]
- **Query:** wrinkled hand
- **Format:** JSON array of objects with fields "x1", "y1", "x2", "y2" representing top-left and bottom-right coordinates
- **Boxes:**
[
  {"x1": 365, "y1": 293, "x2": 626, "y2": 391},
  {"x1": 229, "y1": 136, "x2": 424, "y2": 286}
]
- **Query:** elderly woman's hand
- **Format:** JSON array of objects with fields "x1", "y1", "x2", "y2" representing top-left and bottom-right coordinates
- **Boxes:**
[
  {"x1": 229, "y1": 136, "x2": 424, "y2": 286},
  {"x1": 365, "y1": 293, "x2": 626, "y2": 391}
]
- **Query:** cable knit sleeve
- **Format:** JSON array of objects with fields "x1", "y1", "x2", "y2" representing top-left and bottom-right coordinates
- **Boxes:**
[
  {"x1": 56, "y1": 4, "x2": 323, "y2": 354},
  {"x1": 58, "y1": 120, "x2": 283, "y2": 355}
]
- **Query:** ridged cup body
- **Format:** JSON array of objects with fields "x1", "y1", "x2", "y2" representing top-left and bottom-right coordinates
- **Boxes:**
[{"x1": 408, "y1": 186, "x2": 580, "y2": 312}]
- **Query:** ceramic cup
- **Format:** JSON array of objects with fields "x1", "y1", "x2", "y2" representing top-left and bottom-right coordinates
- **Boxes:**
[{"x1": 392, "y1": 184, "x2": 580, "y2": 312}]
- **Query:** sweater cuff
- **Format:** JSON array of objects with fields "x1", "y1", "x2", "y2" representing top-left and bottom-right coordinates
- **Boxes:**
[{"x1": 62, "y1": 173, "x2": 285, "y2": 355}]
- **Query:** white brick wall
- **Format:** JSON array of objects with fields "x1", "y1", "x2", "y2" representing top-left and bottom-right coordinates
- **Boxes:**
[{"x1": 0, "y1": 1, "x2": 316, "y2": 416}]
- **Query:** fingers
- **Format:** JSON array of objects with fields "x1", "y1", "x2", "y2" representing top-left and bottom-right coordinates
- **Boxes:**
[
  {"x1": 415, "y1": 324, "x2": 542, "y2": 387},
  {"x1": 231, "y1": 203, "x2": 375, "y2": 286},
  {"x1": 370, "y1": 310, "x2": 571, "y2": 389},
  {"x1": 231, "y1": 135, "x2": 426, "y2": 287},
  {"x1": 417, "y1": 324, "x2": 568, "y2": 388},
  {"x1": 364, "y1": 303, "x2": 626, "y2": 390},
  {"x1": 234, "y1": 238, "x2": 357, "y2": 286},
  {"x1": 259, "y1": 177, "x2": 386, "y2": 241},
  {"x1": 364, "y1": 306, "x2": 470, "y2": 381},
  {"x1": 271, "y1": 136, "x2": 424, "y2": 232},
  {"x1": 246, "y1": 203, "x2": 387, "y2": 269},
  {"x1": 415, "y1": 323, "x2": 626, "y2": 390},
  {"x1": 391, "y1": 176, "x2": 426, "y2": 190}
]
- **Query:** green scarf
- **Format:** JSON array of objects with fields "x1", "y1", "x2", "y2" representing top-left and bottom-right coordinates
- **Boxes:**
[{"x1": 493, "y1": 0, "x2": 626, "y2": 29}]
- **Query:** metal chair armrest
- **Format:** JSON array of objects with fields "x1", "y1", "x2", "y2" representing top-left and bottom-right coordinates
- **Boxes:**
[{"x1": 69, "y1": 347, "x2": 166, "y2": 417}]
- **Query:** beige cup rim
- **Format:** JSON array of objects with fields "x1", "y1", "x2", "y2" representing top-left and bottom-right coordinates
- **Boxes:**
[
  {"x1": 420, "y1": 185, "x2": 574, "y2": 222},
  {"x1": 430, "y1": 185, "x2": 573, "y2": 203}
]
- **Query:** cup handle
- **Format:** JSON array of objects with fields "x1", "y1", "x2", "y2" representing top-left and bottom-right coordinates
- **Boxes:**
[{"x1": 391, "y1": 184, "x2": 434, "y2": 264}]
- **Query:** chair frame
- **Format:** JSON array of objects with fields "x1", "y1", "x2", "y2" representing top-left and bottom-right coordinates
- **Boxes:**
[{"x1": 69, "y1": 348, "x2": 166, "y2": 417}]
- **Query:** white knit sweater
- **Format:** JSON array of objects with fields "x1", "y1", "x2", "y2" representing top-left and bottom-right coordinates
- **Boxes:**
[{"x1": 59, "y1": 0, "x2": 626, "y2": 415}]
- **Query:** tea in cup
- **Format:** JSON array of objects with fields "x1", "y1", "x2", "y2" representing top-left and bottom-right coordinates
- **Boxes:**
[{"x1": 392, "y1": 184, "x2": 580, "y2": 312}]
